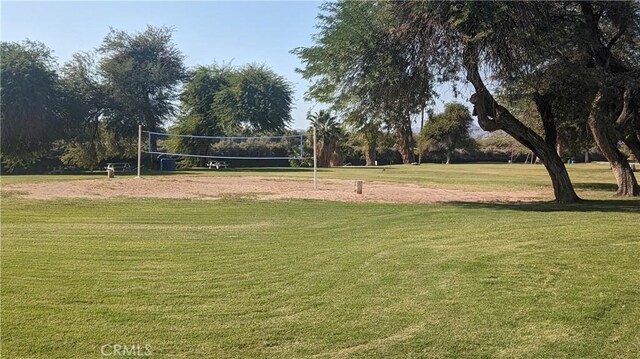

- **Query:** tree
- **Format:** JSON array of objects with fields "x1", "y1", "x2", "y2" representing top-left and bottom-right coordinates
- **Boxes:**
[
  {"x1": 344, "y1": 112, "x2": 383, "y2": 166},
  {"x1": 420, "y1": 103, "x2": 474, "y2": 164},
  {"x1": 169, "y1": 65, "x2": 233, "y2": 166},
  {"x1": 99, "y1": 25, "x2": 186, "y2": 144},
  {"x1": 293, "y1": 1, "x2": 433, "y2": 164},
  {"x1": 0, "y1": 41, "x2": 65, "y2": 169},
  {"x1": 308, "y1": 110, "x2": 343, "y2": 167},
  {"x1": 213, "y1": 64, "x2": 293, "y2": 134},
  {"x1": 389, "y1": 2, "x2": 584, "y2": 203},
  {"x1": 58, "y1": 52, "x2": 110, "y2": 170},
  {"x1": 492, "y1": 2, "x2": 639, "y2": 195},
  {"x1": 576, "y1": 2, "x2": 640, "y2": 196}
]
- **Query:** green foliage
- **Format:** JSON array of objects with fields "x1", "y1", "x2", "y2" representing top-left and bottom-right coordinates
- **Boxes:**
[
  {"x1": 170, "y1": 65, "x2": 233, "y2": 166},
  {"x1": 0, "y1": 41, "x2": 65, "y2": 169},
  {"x1": 293, "y1": 1, "x2": 432, "y2": 163},
  {"x1": 345, "y1": 112, "x2": 384, "y2": 165},
  {"x1": 169, "y1": 63, "x2": 294, "y2": 165},
  {"x1": 209, "y1": 138, "x2": 293, "y2": 158},
  {"x1": 420, "y1": 103, "x2": 475, "y2": 163},
  {"x1": 60, "y1": 123, "x2": 137, "y2": 169},
  {"x1": 214, "y1": 64, "x2": 293, "y2": 134},
  {"x1": 57, "y1": 52, "x2": 110, "y2": 170},
  {"x1": 182, "y1": 65, "x2": 232, "y2": 121},
  {"x1": 99, "y1": 26, "x2": 186, "y2": 137},
  {"x1": 308, "y1": 110, "x2": 344, "y2": 167}
]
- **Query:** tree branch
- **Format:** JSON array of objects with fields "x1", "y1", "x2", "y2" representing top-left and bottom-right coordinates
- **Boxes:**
[
  {"x1": 606, "y1": 24, "x2": 627, "y2": 52},
  {"x1": 533, "y1": 92, "x2": 558, "y2": 148},
  {"x1": 463, "y1": 45, "x2": 498, "y2": 131},
  {"x1": 615, "y1": 87, "x2": 632, "y2": 126}
]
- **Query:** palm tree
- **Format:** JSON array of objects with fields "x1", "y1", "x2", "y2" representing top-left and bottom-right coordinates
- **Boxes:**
[{"x1": 308, "y1": 110, "x2": 342, "y2": 167}]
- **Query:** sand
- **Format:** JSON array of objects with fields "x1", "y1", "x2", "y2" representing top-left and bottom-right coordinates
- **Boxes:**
[{"x1": 2, "y1": 176, "x2": 548, "y2": 204}]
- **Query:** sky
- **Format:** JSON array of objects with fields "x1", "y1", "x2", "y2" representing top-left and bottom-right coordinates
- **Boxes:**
[{"x1": 1, "y1": 0, "x2": 467, "y2": 131}]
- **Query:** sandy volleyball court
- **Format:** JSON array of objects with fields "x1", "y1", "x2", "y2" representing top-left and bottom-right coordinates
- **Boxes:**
[{"x1": 3, "y1": 176, "x2": 548, "y2": 203}]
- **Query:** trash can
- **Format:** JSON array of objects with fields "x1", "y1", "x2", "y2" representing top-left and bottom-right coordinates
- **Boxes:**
[{"x1": 160, "y1": 158, "x2": 176, "y2": 171}]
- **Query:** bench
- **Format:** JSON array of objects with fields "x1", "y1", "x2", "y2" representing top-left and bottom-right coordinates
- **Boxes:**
[
  {"x1": 106, "y1": 163, "x2": 133, "y2": 172},
  {"x1": 49, "y1": 166, "x2": 65, "y2": 174},
  {"x1": 207, "y1": 161, "x2": 229, "y2": 170},
  {"x1": 49, "y1": 166, "x2": 81, "y2": 174}
]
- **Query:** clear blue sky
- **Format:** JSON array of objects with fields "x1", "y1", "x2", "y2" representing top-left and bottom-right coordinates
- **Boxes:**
[{"x1": 1, "y1": 1, "x2": 465, "y2": 131}]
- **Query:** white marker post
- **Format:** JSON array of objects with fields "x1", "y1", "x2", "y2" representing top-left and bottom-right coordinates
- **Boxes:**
[
  {"x1": 136, "y1": 125, "x2": 142, "y2": 178},
  {"x1": 313, "y1": 126, "x2": 318, "y2": 190}
]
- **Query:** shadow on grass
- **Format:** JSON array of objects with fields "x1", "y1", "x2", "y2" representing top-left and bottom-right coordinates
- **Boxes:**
[
  {"x1": 449, "y1": 199, "x2": 639, "y2": 213},
  {"x1": 573, "y1": 182, "x2": 619, "y2": 192}
]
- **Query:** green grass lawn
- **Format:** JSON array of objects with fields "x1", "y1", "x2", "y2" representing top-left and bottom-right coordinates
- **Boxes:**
[{"x1": 2, "y1": 165, "x2": 639, "y2": 358}]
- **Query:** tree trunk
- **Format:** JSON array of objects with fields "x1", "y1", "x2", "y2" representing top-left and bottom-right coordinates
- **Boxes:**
[
  {"x1": 533, "y1": 92, "x2": 558, "y2": 149},
  {"x1": 445, "y1": 150, "x2": 451, "y2": 164},
  {"x1": 330, "y1": 154, "x2": 343, "y2": 167},
  {"x1": 584, "y1": 150, "x2": 590, "y2": 163},
  {"x1": 622, "y1": 132, "x2": 640, "y2": 163},
  {"x1": 394, "y1": 116, "x2": 415, "y2": 164},
  {"x1": 317, "y1": 142, "x2": 331, "y2": 167},
  {"x1": 464, "y1": 46, "x2": 580, "y2": 203},
  {"x1": 578, "y1": 5, "x2": 638, "y2": 196},
  {"x1": 499, "y1": 121, "x2": 580, "y2": 203},
  {"x1": 615, "y1": 88, "x2": 640, "y2": 166},
  {"x1": 364, "y1": 143, "x2": 376, "y2": 166},
  {"x1": 587, "y1": 92, "x2": 639, "y2": 196}
]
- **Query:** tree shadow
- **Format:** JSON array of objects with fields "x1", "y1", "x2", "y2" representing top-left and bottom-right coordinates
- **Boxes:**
[
  {"x1": 449, "y1": 199, "x2": 639, "y2": 213},
  {"x1": 573, "y1": 182, "x2": 619, "y2": 192}
]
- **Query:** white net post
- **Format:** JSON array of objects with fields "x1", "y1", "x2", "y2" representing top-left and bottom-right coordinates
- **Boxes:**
[
  {"x1": 313, "y1": 126, "x2": 317, "y2": 190},
  {"x1": 136, "y1": 125, "x2": 142, "y2": 178}
]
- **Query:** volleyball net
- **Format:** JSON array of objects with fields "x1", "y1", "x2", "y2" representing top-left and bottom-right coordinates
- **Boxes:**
[{"x1": 144, "y1": 131, "x2": 305, "y2": 161}]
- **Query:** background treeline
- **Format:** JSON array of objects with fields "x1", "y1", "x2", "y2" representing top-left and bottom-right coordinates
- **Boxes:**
[
  {"x1": 0, "y1": 27, "x2": 615, "y2": 173},
  {"x1": 1, "y1": 26, "x2": 295, "y2": 172}
]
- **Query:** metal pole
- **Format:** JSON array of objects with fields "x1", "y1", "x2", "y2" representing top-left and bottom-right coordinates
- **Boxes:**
[
  {"x1": 299, "y1": 134, "x2": 304, "y2": 160},
  {"x1": 313, "y1": 126, "x2": 317, "y2": 190},
  {"x1": 148, "y1": 131, "x2": 152, "y2": 170},
  {"x1": 418, "y1": 104, "x2": 425, "y2": 164},
  {"x1": 136, "y1": 125, "x2": 142, "y2": 178}
]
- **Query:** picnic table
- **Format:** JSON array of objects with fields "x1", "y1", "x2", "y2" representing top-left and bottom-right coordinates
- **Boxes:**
[
  {"x1": 106, "y1": 163, "x2": 133, "y2": 172},
  {"x1": 207, "y1": 160, "x2": 229, "y2": 169}
]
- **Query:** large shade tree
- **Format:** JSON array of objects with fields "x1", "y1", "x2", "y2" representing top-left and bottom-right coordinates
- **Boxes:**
[
  {"x1": 389, "y1": 1, "x2": 584, "y2": 202},
  {"x1": 576, "y1": 2, "x2": 640, "y2": 196},
  {"x1": 213, "y1": 64, "x2": 294, "y2": 134},
  {"x1": 494, "y1": 2, "x2": 639, "y2": 195},
  {"x1": 293, "y1": 1, "x2": 433, "y2": 164},
  {"x1": 99, "y1": 26, "x2": 186, "y2": 144},
  {"x1": 170, "y1": 63, "x2": 294, "y2": 165},
  {"x1": 58, "y1": 52, "x2": 110, "y2": 170},
  {"x1": 0, "y1": 41, "x2": 66, "y2": 169},
  {"x1": 170, "y1": 65, "x2": 233, "y2": 166}
]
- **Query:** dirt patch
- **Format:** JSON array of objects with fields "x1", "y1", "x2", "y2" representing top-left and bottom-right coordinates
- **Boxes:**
[{"x1": 2, "y1": 176, "x2": 548, "y2": 204}]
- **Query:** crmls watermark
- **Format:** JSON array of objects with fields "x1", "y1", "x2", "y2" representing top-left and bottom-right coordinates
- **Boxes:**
[{"x1": 100, "y1": 344, "x2": 152, "y2": 356}]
